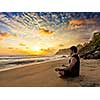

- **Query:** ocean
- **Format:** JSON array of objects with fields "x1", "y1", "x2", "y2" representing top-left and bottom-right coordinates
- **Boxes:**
[{"x1": 0, "y1": 55, "x2": 67, "y2": 69}]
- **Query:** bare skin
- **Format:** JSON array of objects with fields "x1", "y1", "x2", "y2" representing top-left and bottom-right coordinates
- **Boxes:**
[{"x1": 55, "y1": 53, "x2": 77, "y2": 76}]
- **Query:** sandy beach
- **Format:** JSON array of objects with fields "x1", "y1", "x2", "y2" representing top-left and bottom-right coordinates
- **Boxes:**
[{"x1": 0, "y1": 58, "x2": 100, "y2": 87}]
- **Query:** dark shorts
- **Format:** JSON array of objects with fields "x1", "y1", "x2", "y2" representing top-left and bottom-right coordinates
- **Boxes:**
[
  {"x1": 55, "y1": 67, "x2": 79, "y2": 77},
  {"x1": 63, "y1": 69, "x2": 79, "y2": 77},
  {"x1": 63, "y1": 70, "x2": 72, "y2": 77}
]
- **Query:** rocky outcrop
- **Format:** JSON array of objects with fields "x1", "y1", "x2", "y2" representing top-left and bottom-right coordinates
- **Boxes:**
[
  {"x1": 55, "y1": 44, "x2": 83, "y2": 55},
  {"x1": 55, "y1": 32, "x2": 100, "y2": 59},
  {"x1": 55, "y1": 48, "x2": 70, "y2": 55},
  {"x1": 79, "y1": 31, "x2": 100, "y2": 59}
]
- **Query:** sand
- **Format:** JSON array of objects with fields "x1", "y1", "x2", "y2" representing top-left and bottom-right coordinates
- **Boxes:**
[{"x1": 0, "y1": 58, "x2": 100, "y2": 87}]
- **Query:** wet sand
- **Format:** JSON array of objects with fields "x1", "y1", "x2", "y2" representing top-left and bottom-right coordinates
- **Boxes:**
[{"x1": 0, "y1": 58, "x2": 100, "y2": 87}]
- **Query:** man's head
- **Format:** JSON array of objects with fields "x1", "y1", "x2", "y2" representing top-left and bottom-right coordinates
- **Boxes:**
[{"x1": 70, "y1": 46, "x2": 77, "y2": 55}]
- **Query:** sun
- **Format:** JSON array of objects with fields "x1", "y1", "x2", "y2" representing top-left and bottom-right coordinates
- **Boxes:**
[{"x1": 32, "y1": 46, "x2": 41, "y2": 51}]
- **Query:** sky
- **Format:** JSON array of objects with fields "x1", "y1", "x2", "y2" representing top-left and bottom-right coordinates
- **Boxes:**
[{"x1": 0, "y1": 12, "x2": 100, "y2": 55}]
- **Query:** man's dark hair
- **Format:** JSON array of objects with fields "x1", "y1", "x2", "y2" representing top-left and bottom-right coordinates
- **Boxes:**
[{"x1": 70, "y1": 46, "x2": 77, "y2": 53}]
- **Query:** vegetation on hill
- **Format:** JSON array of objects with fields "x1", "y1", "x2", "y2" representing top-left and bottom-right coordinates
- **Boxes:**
[{"x1": 79, "y1": 32, "x2": 100, "y2": 59}]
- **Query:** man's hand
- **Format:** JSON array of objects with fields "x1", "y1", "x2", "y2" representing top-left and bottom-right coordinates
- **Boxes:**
[
  {"x1": 62, "y1": 64, "x2": 65, "y2": 67},
  {"x1": 55, "y1": 67, "x2": 66, "y2": 71},
  {"x1": 62, "y1": 64, "x2": 68, "y2": 68}
]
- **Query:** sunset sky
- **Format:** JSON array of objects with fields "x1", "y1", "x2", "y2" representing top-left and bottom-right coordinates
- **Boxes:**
[{"x1": 0, "y1": 12, "x2": 100, "y2": 55}]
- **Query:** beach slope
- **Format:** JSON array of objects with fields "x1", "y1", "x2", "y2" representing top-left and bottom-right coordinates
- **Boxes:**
[{"x1": 0, "y1": 58, "x2": 100, "y2": 87}]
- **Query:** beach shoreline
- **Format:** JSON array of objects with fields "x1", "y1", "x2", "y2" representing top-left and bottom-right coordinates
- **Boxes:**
[
  {"x1": 0, "y1": 58, "x2": 100, "y2": 87},
  {"x1": 0, "y1": 58, "x2": 66, "y2": 72},
  {"x1": 0, "y1": 58, "x2": 68, "y2": 86}
]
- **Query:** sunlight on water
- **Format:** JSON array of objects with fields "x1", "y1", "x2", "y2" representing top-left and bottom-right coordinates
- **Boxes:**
[{"x1": 0, "y1": 55, "x2": 67, "y2": 69}]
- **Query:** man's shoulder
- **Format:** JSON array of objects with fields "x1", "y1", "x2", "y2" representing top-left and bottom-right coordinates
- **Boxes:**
[{"x1": 72, "y1": 53, "x2": 78, "y2": 57}]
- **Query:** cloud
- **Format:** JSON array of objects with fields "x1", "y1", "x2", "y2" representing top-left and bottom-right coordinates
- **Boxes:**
[
  {"x1": 0, "y1": 13, "x2": 59, "y2": 37},
  {"x1": 19, "y1": 43, "x2": 26, "y2": 46},
  {"x1": 0, "y1": 30, "x2": 17, "y2": 41},
  {"x1": 39, "y1": 27, "x2": 55, "y2": 35},
  {"x1": 0, "y1": 12, "x2": 100, "y2": 54},
  {"x1": 67, "y1": 18, "x2": 100, "y2": 30}
]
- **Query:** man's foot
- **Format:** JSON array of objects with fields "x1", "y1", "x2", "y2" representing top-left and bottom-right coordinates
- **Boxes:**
[{"x1": 55, "y1": 68, "x2": 59, "y2": 71}]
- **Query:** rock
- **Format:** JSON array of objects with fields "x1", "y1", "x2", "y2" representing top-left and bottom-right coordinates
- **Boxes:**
[
  {"x1": 79, "y1": 31, "x2": 100, "y2": 59},
  {"x1": 87, "y1": 54, "x2": 94, "y2": 59},
  {"x1": 55, "y1": 48, "x2": 70, "y2": 55}
]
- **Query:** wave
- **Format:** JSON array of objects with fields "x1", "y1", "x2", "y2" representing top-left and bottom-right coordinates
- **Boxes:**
[{"x1": 0, "y1": 55, "x2": 67, "y2": 69}]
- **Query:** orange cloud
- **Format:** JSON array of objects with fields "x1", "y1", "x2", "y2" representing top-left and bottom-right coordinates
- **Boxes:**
[
  {"x1": 0, "y1": 31, "x2": 9, "y2": 37},
  {"x1": 39, "y1": 27, "x2": 55, "y2": 35},
  {"x1": 0, "y1": 30, "x2": 17, "y2": 41},
  {"x1": 67, "y1": 18, "x2": 99, "y2": 30}
]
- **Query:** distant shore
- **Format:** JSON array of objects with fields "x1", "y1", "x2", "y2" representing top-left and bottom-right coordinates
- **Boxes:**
[{"x1": 0, "y1": 58, "x2": 100, "y2": 87}]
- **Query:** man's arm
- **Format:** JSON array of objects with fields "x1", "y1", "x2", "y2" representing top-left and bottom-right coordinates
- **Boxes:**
[
  {"x1": 59, "y1": 57, "x2": 77, "y2": 71},
  {"x1": 67, "y1": 57, "x2": 77, "y2": 70}
]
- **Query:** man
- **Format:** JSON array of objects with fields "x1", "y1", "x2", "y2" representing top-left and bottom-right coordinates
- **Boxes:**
[{"x1": 55, "y1": 46, "x2": 80, "y2": 78}]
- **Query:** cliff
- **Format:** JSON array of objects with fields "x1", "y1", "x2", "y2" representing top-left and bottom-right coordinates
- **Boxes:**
[{"x1": 79, "y1": 31, "x2": 100, "y2": 59}]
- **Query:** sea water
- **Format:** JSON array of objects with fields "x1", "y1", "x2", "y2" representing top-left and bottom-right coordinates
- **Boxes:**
[{"x1": 0, "y1": 55, "x2": 67, "y2": 69}]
